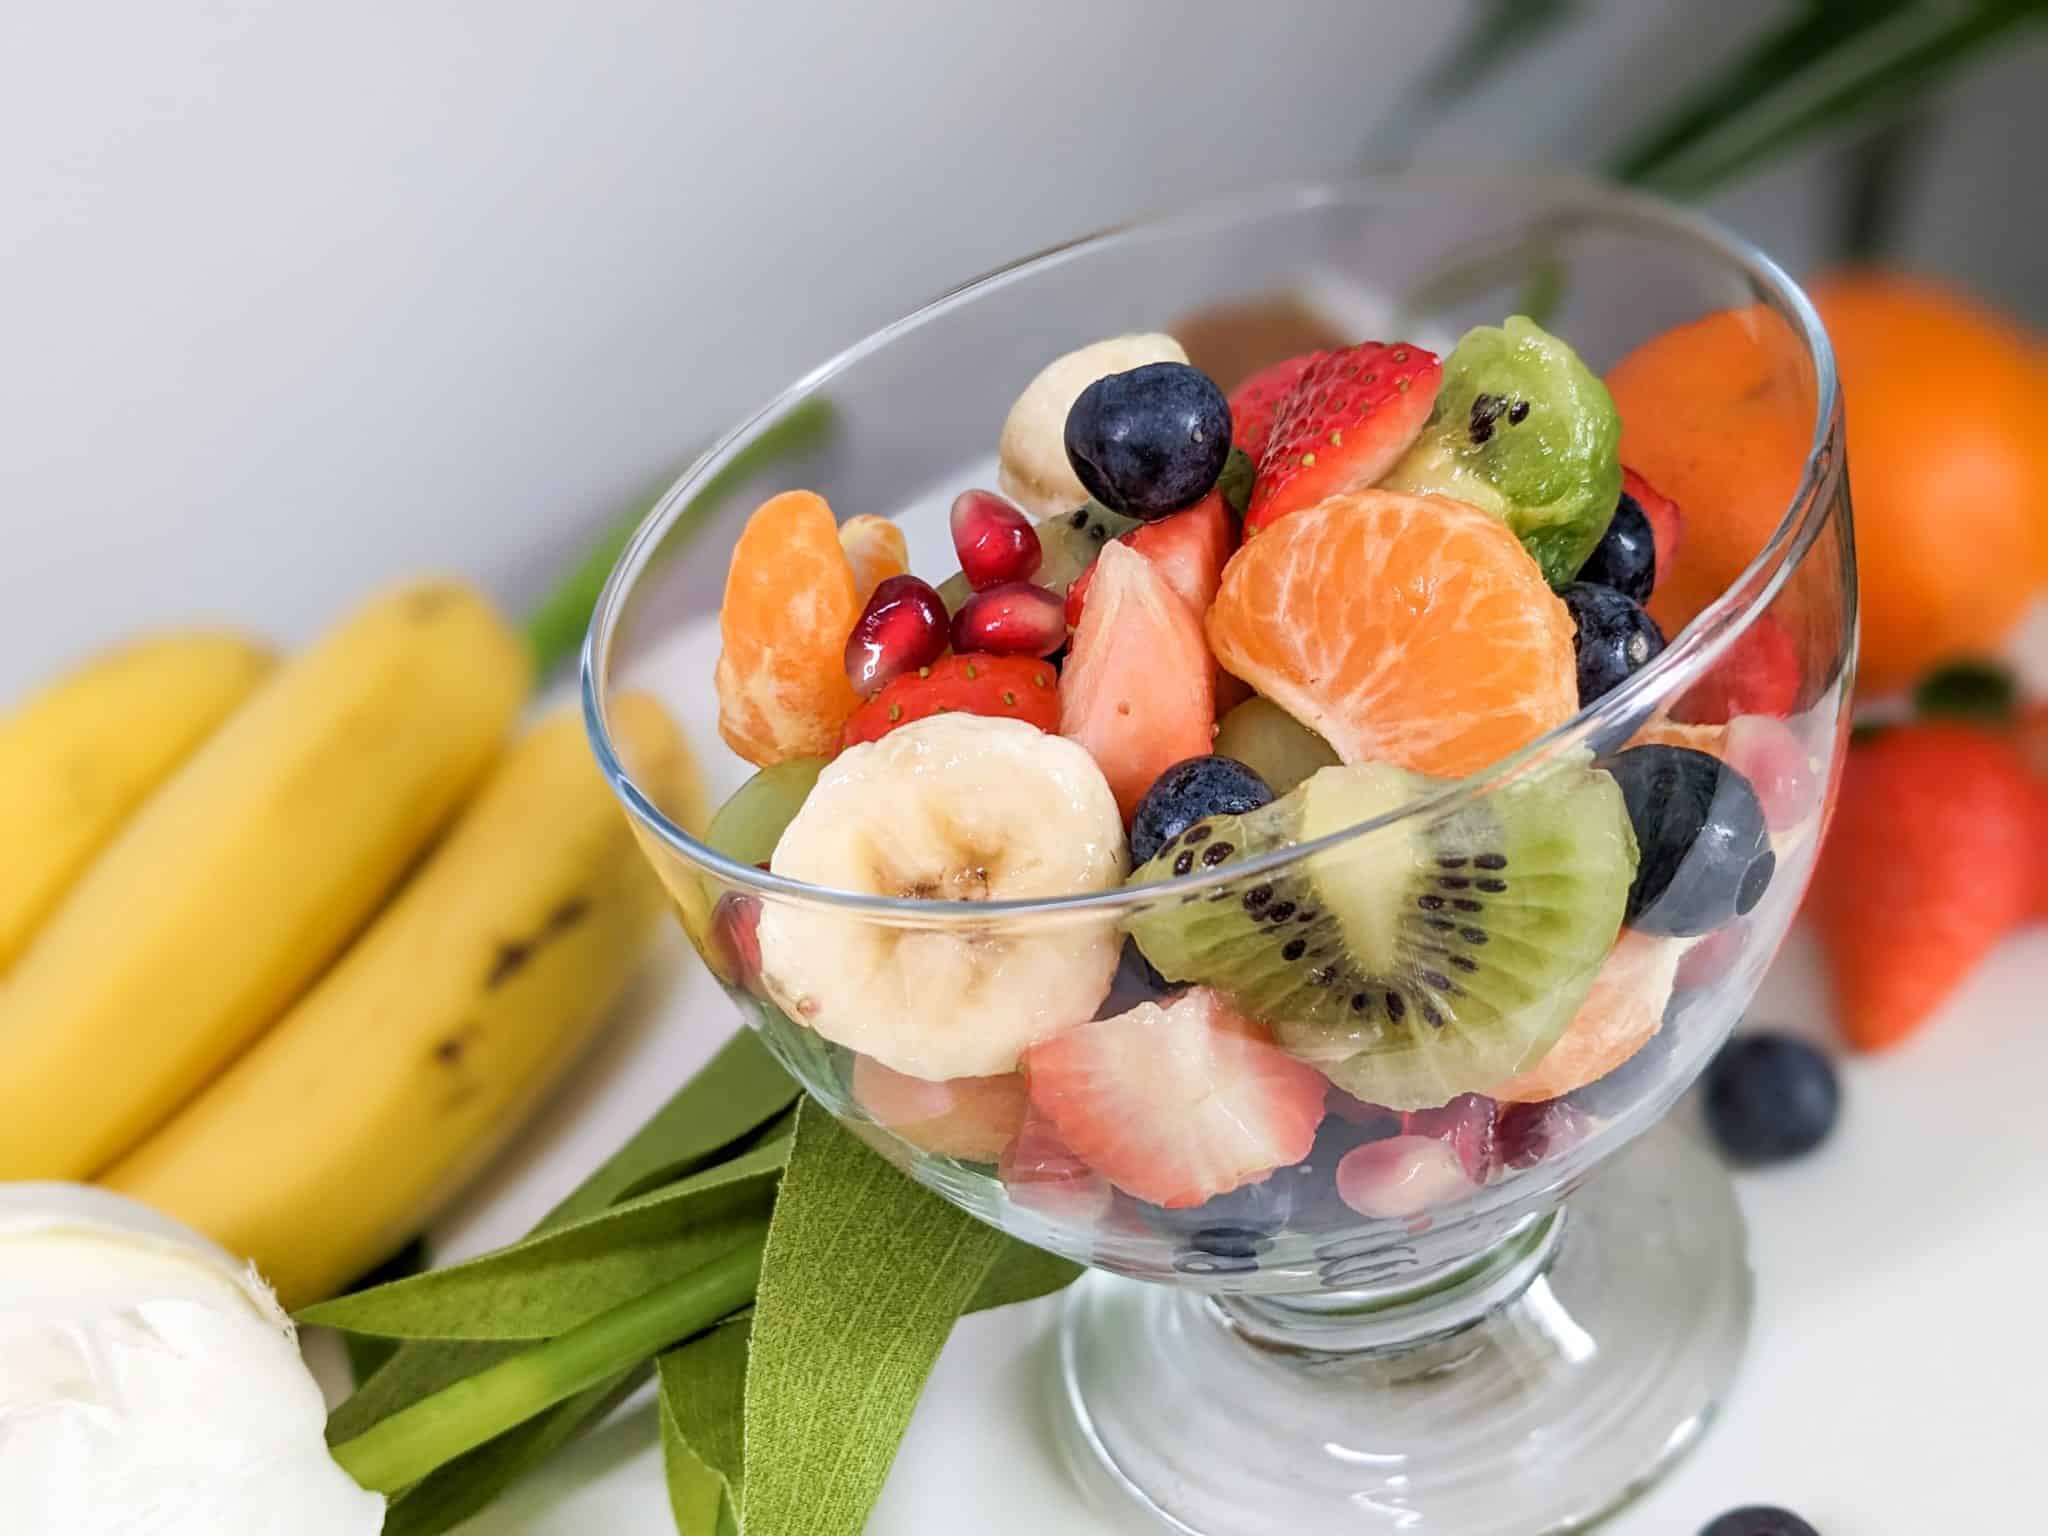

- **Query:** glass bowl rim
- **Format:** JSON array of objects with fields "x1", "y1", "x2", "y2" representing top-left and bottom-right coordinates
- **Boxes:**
[{"x1": 585, "y1": 171, "x2": 1845, "y2": 921}]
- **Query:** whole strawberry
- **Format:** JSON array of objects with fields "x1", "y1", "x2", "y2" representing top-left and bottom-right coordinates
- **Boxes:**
[
  {"x1": 1808, "y1": 723, "x2": 2041, "y2": 1050},
  {"x1": 1244, "y1": 341, "x2": 1442, "y2": 534}
]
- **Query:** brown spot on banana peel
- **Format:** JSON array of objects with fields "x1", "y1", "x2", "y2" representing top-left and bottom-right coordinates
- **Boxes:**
[{"x1": 483, "y1": 895, "x2": 593, "y2": 990}]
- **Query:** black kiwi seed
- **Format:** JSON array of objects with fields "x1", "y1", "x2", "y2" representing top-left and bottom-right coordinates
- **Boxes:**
[
  {"x1": 1422, "y1": 1003, "x2": 1444, "y2": 1027},
  {"x1": 1474, "y1": 853, "x2": 1508, "y2": 870},
  {"x1": 1311, "y1": 966, "x2": 1337, "y2": 985},
  {"x1": 1476, "y1": 877, "x2": 1508, "y2": 893},
  {"x1": 1201, "y1": 842, "x2": 1233, "y2": 866},
  {"x1": 1450, "y1": 955, "x2": 1479, "y2": 973},
  {"x1": 1386, "y1": 992, "x2": 1406, "y2": 1021},
  {"x1": 1267, "y1": 900, "x2": 1297, "y2": 923},
  {"x1": 1184, "y1": 824, "x2": 1213, "y2": 843},
  {"x1": 1453, "y1": 898, "x2": 1483, "y2": 913},
  {"x1": 1243, "y1": 885, "x2": 1273, "y2": 911},
  {"x1": 1426, "y1": 918, "x2": 1456, "y2": 933},
  {"x1": 1351, "y1": 993, "x2": 1369, "y2": 1012},
  {"x1": 1438, "y1": 876, "x2": 1471, "y2": 890},
  {"x1": 1295, "y1": 908, "x2": 1316, "y2": 923},
  {"x1": 1282, "y1": 938, "x2": 1307, "y2": 962},
  {"x1": 1437, "y1": 855, "x2": 1469, "y2": 869},
  {"x1": 1418, "y1": 893, "x2": 1445, "y2": 910},
  {"x1": 1460, "y1": 926, "x2": 1488, "y2": 944},
  {"x1": 1173, "y1": 850, "x2": 1195, "y2": 876}
]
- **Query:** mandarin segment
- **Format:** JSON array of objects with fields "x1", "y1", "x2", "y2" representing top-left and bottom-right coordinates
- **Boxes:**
[
  {"x1": 838, "y1": 514, "x2": 910, "y2": 602},
  {"x1": 715, "y1": 490, "x2": 864, "y2": 765},
  {"x1": 1205, "y1": 490, "x2": 1577, "y2": 778}
]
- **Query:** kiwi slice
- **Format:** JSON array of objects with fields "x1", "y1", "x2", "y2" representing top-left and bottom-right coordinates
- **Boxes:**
[
  {"x1": 936, "y1": 501, "x2": 1138, "y2": 613},
  {"x1": 1125, "y1": 758, "x2": 1636, "y2": 1109},
  {"x1": 1214, "y1": 697, "x2": 1341, "y2": 795},
  {"x1": 1381, "y1": 315, "x2": 1622, "y2": 586}
]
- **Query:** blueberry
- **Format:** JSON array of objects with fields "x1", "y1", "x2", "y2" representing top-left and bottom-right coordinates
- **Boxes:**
[
  {"x1": 1064, "y1": 362, "x2": 1232, "y2": 520},
  {"x1": 1704, "y1": 1033, "x2": 1838, "y2": 1165},
  {"x1": 1575, "y1": 493, "x2": 1656, "y2": 604},
  {"x1": 1699, "y1": 1505, "x2": 1821, "y2": 1536},
  {"x1": 1561, "y1": 582, "x2": 1666, "y2": 706},
  {"x1": 1131, "y1": 755, "x2": 1274, "y2": 865},
  {"x1": 1606, "y1": 745, "x2": 1773, "y2": 937}
]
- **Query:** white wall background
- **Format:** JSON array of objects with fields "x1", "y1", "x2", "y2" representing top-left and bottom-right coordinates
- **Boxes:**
[{"x1": 3, "y1": 2, "x2": 2040, "y2": 697}]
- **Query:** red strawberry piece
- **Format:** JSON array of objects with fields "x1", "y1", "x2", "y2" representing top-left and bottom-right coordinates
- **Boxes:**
[
  {"x1": 840, "y1": 653, "x2": 1058, "y2": 748},
  {"x1": 1024, "y1": 988, "x2": 1325, "y2": 1209},
  {"x1": 705, "y1": 892, "x2": 763, "y2": 992},
  {"x1": 1064, "y1": 489, "x2": 1236, "y2": 630},
  {"x1": 1244, "y1": 341, "x2": 1442, "y2": 535},
  {"x1": 1227, "y1": 351, "x2": 1320, "y2": 465},
  {"x1": 1058, "y1": 542, "x2": 1215, "y2": 820},
  {"x1": 852, "y1": 1054, "x2": 1028, "y2": 1163},
  {"x1": 1622, "y1": 466, "x2": 1682, "y2": 594},
  {"x1": 1399, "y1": 1093, "x2": 1498, "y2": 1184},
  {"x1": 2020, "y1": 703, "x2": 2048, "y2": 919},
  {"x1": 998, "y1": 1107, "x2": 1113, "y2": 1224},
  {"x1": 950, "y1": 581, "x2": 1066, "y2": 657},
  {"x1": 950, "y1": 489, "x2": 1042, "y2": 591},
  {"x1": 1808, "y1": 723, "x2": 2039, "y2": 1051},
  {"x1": 1676, "y1": 613, "x2": 1800, "y2": 724}
]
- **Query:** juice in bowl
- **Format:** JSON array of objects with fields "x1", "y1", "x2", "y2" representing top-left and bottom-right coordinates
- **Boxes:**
[{"x1": 585, "y1": 177, "x2": 1849, "y2": 1534}]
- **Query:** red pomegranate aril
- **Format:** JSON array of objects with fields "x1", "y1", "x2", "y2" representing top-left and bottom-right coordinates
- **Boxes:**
[
  {"x1": 1335, "y1": 1135, "x2": 1474, "y2": 1220},
  {"x1": 950, "y1": 581, "x2": 1066, "y2": 657},
  {"x1": 1400, "y1": 1093, "x2": 1498, "y2": 1184},
  {"x1": 1495, "y1": 1098, "x2": 1591, "y2": 1171},
  {"x1": 845, "y1": 574, "x2": 950, "y2": 696},
  {"x1": 951, "y1": 489, "x2": 1042, "y2": 591},
  {"x1": 707, "y1": 892, "x2": 763, "y2": 993}
]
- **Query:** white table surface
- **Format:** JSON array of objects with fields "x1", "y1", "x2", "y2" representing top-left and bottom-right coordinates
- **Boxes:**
[{"x1": 309, "y1": 609, "x2": 2048, "y2": 1534}]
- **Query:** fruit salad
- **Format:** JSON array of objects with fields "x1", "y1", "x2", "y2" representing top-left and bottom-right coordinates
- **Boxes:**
[{"x1": 693, "y1": 315, "x2": 1831, "y2": 1282}]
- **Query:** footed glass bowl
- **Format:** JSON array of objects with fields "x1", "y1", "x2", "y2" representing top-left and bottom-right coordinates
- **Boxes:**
[{"x1": 587, "y1": 176, "x2": 1852, "y2": 1534}]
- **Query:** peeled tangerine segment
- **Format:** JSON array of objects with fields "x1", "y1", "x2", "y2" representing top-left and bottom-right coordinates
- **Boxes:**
[
  {"x1": 755, "y1": 714, "x2": 1126, "y2": 1080},
  {"x1": 1205, "y1": 490, "x2": 1577, "y2": 779},
  {"x1": 1125, "y1": 756, "x2": 1637, "y2": 1110},
  {"x1": 1380, "y1": 315, "x2": 1623, "y2": 586},
  {"x1": 716, "y1": 490, "x2": 865, "y2": 766}
]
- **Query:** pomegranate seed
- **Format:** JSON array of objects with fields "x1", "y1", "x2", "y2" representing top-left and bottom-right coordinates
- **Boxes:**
[
  {"x1": 1335, "y1": 1135, "x2": 1474, "y2": 1220},
  {"x1": 845, "y1": 574, "x2": 949, "y2": 695},
  {"x1": 950, "y1": 489, "x2": 1042, "y2": 591},
  {"x1": 1723, "y1": 713, "x2": 1817, "y2": 832},
  {"x1": 707, "y1": 892, "x2": 763, "y2": 993},
  {"x1": 950, "y1": 581, "x2": 1066, "y2": 657},
  {"x1": 1400, "y1": 1092, "x2": 1498, "y2": 1184},
  {"x1": 1495, "y1": 1098, "x2": 1591, "y2": 1170}
]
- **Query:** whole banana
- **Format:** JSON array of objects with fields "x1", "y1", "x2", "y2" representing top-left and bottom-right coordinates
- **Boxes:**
[
  {"x1": 0, "y1": 581, "x2": 527, "y2": 1180},
  {"x1": 106, "y1": 694, "x2": 689, "y2": 1308},
  {"x1": 0, "y1": 631, "x2": 274, "y2": 973}
]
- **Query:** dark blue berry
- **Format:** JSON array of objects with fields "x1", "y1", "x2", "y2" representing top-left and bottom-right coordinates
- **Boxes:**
[
  {"x1": 1561, "y1": 582, "x2": 1666, "y2": 706},
  {"x1": 1699, "y1": 1505, "x2": 1821, "y2": 1536},
  {"x1": 1704, "y1": 1033, "x2": 1838, "y2": 1165},
  {"x1": 1606, "y1": 745, "x2": 1773, "y2": 937},
  {"x1": 1064, "y1": 362, "x2": 1232, "y2": 520},
  {"x1": 1131, "y1": 755, "x2": 1273, "y2": 865},
  {"x1": 1576, "y1": 493, "x2": 1656, "y2": 604}
]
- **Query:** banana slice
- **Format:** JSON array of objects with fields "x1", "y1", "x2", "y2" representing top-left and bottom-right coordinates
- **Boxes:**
[
  {"x1": 998, "y1": 333, "x2": 1188, "y2": 520},
  {"x1": 757, "y1": 714, "x2": 1126, "y2": 1080}
]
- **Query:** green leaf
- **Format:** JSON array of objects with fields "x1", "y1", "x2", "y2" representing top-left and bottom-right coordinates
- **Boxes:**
[
  {"x1": 382, "y1": 1372, "x2": 642, "y2": 1536},
  {"x1": 659, "y1": 1318, "x2": 753, "y2": 1533},
  {"x1": 736, "y1": 1102, "x2": 1017, "y2": 1536},
  {"x1": 523, "y1": 398, "x2": 838, "y2": 679},
  {"x1": 1913, "y1": 658, "x2": 2019, "y2": 723},
  {"x1": 342, "y1": 1235, "x2": 431, "y2": 1385},
  {"x1": 1216, "y1": 447, "x2": 1255, "y2": 517},
  {"x1": 303, "y1": 1136, "x2": 787, "y2": 1341},
  {"x1": 545, "y1": 1029, "x2": 803, "y2": 1228},
  {"x1": 1612, "y1": 1, "x2": 2040, "y2": 198}
]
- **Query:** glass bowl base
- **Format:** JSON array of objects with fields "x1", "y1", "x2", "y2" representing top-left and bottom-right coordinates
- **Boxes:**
[{"x1": 1054, "y1": 1116, "x2": 1751, "y2": 1535}]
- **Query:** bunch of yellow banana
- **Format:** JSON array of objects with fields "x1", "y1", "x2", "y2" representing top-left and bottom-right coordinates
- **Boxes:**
[{"x1": 0, "y1": 581, "x2": 705, "y2": 1308}]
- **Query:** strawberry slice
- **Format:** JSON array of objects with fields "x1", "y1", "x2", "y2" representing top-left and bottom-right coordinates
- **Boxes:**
[
  {"x1": 1400, "y1": 1093, "x2": 1498, "y2": 1184},
  {"x1": 1227, "y1": 351, "x2": 1320, "y2": 465},
  {"x1": 1064, "y1": 489, "x2": 1236, "y2": 630},
  {"x1": 840, "y1": 653, "x2": 1058, "y2": 748},
  {"x1": 1025, "y1": 989, "x2": 1325, "y2": 1209},
  {"x1": 999, "y1": 1106, "x2": 1114, "y2": 1224},
  {"x1": 852, "y1": 1054, "x2": 1028, "y2": 1164},
  {"x1": 1675, "y1": 613, "x2": 1800, "y2": 724},
  {"x1": 1622, "y1": 466, "x2": 1682, "y2": 591},
  {"x1": 1058, "y1": 542, "x2": 1215, "y2": 819},
  {"x1": 1244, "y1": 341, "x2": 1442, "y2": 534}
]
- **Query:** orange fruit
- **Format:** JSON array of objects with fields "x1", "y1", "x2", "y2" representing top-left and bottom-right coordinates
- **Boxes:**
[
  {"x1": 838, "y1": 514, "x2": 909, "y2": 602},
  {"x1": 1205, "y1": 490, "x2": 1575, "y2": 777},
  {"x1": 1493, "y1": 930, "x2": 1681, "y2": 1103},
  {"x1": 1605, "y1": 305, "x2": 1816, "y2": 643},
  {"x1": 1805, "y1": 272, "x2": 2047, "y2": 693},
  {"x1": 715, "y1": 490, "x2": 863, "y2": 765}
]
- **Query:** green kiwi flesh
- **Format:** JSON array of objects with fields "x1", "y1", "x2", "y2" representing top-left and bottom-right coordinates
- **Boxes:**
[
  {"x1": 1124, "y1": 758, "x2": 1637, "y2": 1109},
  {"x1": 1381, "y1": 315, "x2": 1623, "y2": 586},
  {"x1": 1213, "y1": 697, "x2": 1341, "y2": 794}
]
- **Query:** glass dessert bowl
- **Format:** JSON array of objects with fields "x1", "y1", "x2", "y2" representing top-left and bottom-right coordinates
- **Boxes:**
[{"x1": 586, "y1": 175, "x2": 1852, "y2": 1534}]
